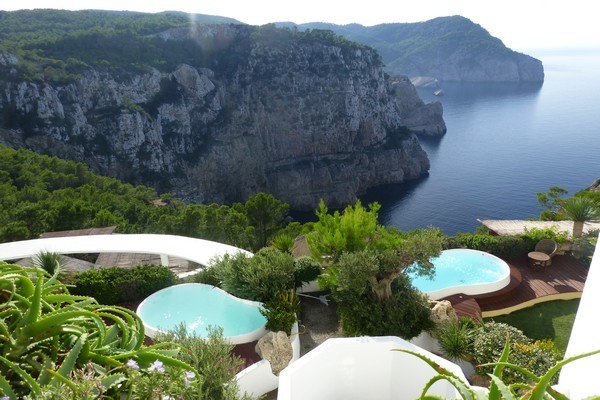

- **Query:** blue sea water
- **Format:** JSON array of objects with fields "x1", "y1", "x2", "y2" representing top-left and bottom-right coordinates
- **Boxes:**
[{"x1": 362, "y1": 50, "x2": 600, "y2": 235}]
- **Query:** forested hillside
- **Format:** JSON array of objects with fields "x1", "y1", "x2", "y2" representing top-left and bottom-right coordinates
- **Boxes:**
[
  {"x1": 0, "y1": 10, "x2": 440, "y2": 210},
  {"x1": 0, "y1": 9, "x2": 241, "y2": 83},
  {"x1": 0, "y1": 145, "x2": 295, "y2": 250},
  {"x1": 281, "y1": 16, "x2": 544, "y2": 82}
]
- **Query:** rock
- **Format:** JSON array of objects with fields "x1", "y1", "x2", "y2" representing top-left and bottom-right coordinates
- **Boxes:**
[
  {"x1": 588, "y1": 178, "x2": 600, "y2": 192},
  {"x1": 392, "y1": 77, "x2": 446, "y2": 137},
  {"x1": 255, "y1": 331, "x2": 293, "y2": 376},
  {"x1": 0, "y1": 24, "x2": 436, "y2": 209},
  {"x1": 429, "y1": 300, "x2": 458, "y2": 325},
  {"x1": 0, "y1": 52, "x2": 18, "y2": 66}
]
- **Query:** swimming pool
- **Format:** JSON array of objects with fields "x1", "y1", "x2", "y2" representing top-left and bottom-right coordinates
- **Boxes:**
[
  {"x1": 409, "y1": 249, "x2": 511, "y2": 300},
  {"x1": 136, "y1": 283, "x2": 267, "y2": 344}
]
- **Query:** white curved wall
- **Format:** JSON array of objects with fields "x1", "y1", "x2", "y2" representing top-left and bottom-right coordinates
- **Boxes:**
[
  {"x1": 558, "y1": 233, "x2": 600, "y2": 399},
  {"x1": 0, "y1": 234, "x2": 251, "y2": 276},
  {"x1": 278, "y1": 336, "x2": 467, "y2": 400}
]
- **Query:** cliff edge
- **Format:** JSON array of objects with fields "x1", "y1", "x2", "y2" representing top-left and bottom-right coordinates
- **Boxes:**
[{"x1": 0, "y1": 18, "x2": 443, "y2": 209}]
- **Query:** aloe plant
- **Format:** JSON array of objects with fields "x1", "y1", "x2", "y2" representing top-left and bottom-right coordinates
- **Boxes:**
[
  {"x1": 394, "y1": 336, "x2": 600, "y2": 400},
  {"x1": 0, "y1": 262, "x2": 195, "y2": 399}
]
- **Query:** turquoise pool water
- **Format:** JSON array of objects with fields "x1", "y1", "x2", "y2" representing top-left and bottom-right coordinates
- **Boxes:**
[
  {"x1": 137, "y1": 283, "x2": 267, "y2": 343},
  {"x1": 409, "y1": 249, "x2": 510, "y2": 299}
]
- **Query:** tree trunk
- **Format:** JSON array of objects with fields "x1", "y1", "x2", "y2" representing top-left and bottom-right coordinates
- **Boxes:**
[
  {"x1": 573, "y1": 221, "x2": 584, "y2": 238},
  {"x1": 370, "y1": 271, "x2": 401, "y2": 302}
]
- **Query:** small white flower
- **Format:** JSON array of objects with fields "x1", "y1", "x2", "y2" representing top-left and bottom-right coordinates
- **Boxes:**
[
  {"x1": 184, "y1": 370, "x2": 196, "y2": 386},
  {"x1": 126, "y1": 359, "x2": 140, "y2": 370},
  {"x1": 148, "y1": 360, "x2": 165, "y2": 373}
]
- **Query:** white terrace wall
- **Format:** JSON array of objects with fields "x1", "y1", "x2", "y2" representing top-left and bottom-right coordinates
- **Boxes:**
[{"x1": 557, "y1": 234, "x2": 600, "y2": 399}]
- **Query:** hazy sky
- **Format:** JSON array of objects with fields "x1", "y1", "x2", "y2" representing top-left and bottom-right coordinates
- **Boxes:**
[{"x1": 4, "y1": 0, "x2": 599, "y2": 51}]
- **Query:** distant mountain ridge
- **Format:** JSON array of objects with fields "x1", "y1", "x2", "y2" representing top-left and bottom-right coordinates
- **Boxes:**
[{"x1": 277, "y1": 16, "x2": 544, "y2": 83}]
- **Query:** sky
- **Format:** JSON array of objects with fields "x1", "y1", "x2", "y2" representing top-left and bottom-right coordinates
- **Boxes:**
[{"x1": 3, "y1": 0, "x2": 600, "y2": 52}]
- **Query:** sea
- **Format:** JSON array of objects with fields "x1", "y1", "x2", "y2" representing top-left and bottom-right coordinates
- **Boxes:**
[{"x1": 361, "y1": 49, "x2": 600, "y2": 235}]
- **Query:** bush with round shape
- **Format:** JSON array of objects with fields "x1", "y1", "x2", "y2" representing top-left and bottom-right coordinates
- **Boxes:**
[
  {"x1": 293, "y1": 256, "x2": 322, "y2": 288},
  {"x1": 211, "y1": 247, "x2": 295, "y2": 302},
  {"x1": 473, "y1": 322, "x2": 558, "y2": 384}
]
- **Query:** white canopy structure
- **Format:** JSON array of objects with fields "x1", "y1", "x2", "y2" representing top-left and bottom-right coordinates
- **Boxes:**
[{"x1": 0, "y1": 234, "x2": 251, "y2": 277}]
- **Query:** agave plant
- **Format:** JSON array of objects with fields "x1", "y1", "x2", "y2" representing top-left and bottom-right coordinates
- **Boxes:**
[
  {"x1": 31, "y1": 250, "x2": 67, "y2": 276},
  {"x1": 0, "y1": 262, "x2": 196, "y2": 399},
  {"x1": 394, "y1": 337, "x2": 600, "y2": 400},
  {"x1": 558, "y1": 197, "x2": 600, "y2": 238}
]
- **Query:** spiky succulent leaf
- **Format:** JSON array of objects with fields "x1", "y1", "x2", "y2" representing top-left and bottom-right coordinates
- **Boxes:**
[
  {"x1": 100, "y1": 372, "x2": 128, "y2": 391},
  {"x1": 0, "y1": 355, "x2": 41, "y2": 397},
  {"x1": 51, "y1": 333, "x2": 88, "y2": 386},
  {"x1": 488, "y1": 375, "x2": 517, "y2": 400},
  {"x1": 488, "y1": 335, "x2": 511, "y2": 400},
  {"x1": 529, "y1": 348, "x2": 600, "y2": 400}
]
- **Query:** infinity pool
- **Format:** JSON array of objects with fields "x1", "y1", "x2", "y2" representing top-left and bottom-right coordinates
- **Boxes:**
[
  {"x1": 136, "y1": 283, "x2": 267, "y2": 344},
  {"x1": 409, "y1": 249, "x2": 511, "y2": 300}
]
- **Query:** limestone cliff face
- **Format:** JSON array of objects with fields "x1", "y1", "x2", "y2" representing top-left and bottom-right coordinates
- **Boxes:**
[
  {"x1": 288, "y1": 16, "x2": 545, "y2": 83},
  {"x1": 399, "y1": 48, "x2": 544, "y2": 83},
  {"x1": 0, "y1": 25, "x2": 439, "y2": 209}
]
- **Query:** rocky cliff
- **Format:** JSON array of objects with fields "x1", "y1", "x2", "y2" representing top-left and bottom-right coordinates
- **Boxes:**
[
  {"x1": 284, "y1": 16, "x2": 545, "y2": 83},
  {"x1": 0, "y1": 23, "x2": 442, "y2": 209}
]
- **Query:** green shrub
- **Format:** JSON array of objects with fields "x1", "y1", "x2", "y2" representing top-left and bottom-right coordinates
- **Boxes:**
[
  {"x1": 293, "y1": 256, "x2": 322, "y2": 288},
  {"x1": 444, "y1": 233, "x2": 529, "y2": 259},
  {"x1": 337, "y1": 275, "x2": 434, "y2": 339},
  {"x1": 520, "y1": 227, "x2": 568, "y2": 250},
  {"x1": 473, "y1": 322, "x2": 558, "y2": 384},
  {"x1": 473, "y1": 322, "x2": 530, "y2": 368},
  {"x1": 72, "y1": 264, "x2": 177, "y2": 304},
  {"x1": 153, "y1": 324, "x2": 249, "y2": 400},
  {"x1": 211, "y1": 247, "x2": 295, "y2": 302},
  {"x1": 261, "y1": 290, "x2": 300, "y2": 334},
  {"x1": 572, "y1": 230, "x2": 599, "y2": 266},
  {"x1": 190, "y1": 266, "x2": 220, "y2": 286}
]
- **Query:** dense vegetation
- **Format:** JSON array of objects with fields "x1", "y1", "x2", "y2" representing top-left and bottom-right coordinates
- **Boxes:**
[
  {"x1": 71, "y1": 264, "x2": 178, "y2": 305},
  {"x1": 0, "y1": 10, "x2": 235, "y2": 81},
  {"x1": 1, "y1": 144, "x2": 597, "y2": 397},
  {"x1": 0, "y1": 145, "x2": 291, "y2": 251},
  {"x1": 309, "y1": 201, "x2": 442, "y2": 338},
  {"x1": 0, "y1": 263, "x2": 249, "y2": 399},
  {"x1": 0, "y1": 9, "x2": 372, "y2": 84}
]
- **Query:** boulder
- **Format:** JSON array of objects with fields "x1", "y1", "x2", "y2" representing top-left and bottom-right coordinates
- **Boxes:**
[
  {"x1": 429, "y1": 300, "x2": 457, "y2": 325},
  {"x1": 255, "y1": 331, "x2": 293, "y2": 376}
]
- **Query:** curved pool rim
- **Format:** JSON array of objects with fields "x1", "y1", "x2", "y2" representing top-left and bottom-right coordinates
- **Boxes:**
[
  {"x1": 414, "y1": 249, "x2": 511, "y2": 300},
  {"x1": 136, "y1": 283, "x2": 267, "y2": 345}
]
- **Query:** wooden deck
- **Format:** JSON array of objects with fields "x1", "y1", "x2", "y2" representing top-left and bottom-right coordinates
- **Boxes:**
[{"x1": 444, "y1": 254, "x2": 589, "y2": 320}]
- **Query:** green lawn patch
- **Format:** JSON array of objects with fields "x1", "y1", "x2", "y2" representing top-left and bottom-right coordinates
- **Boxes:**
[{"x1": 485, "y1": 299, "x2": 580, "y2": 355}]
